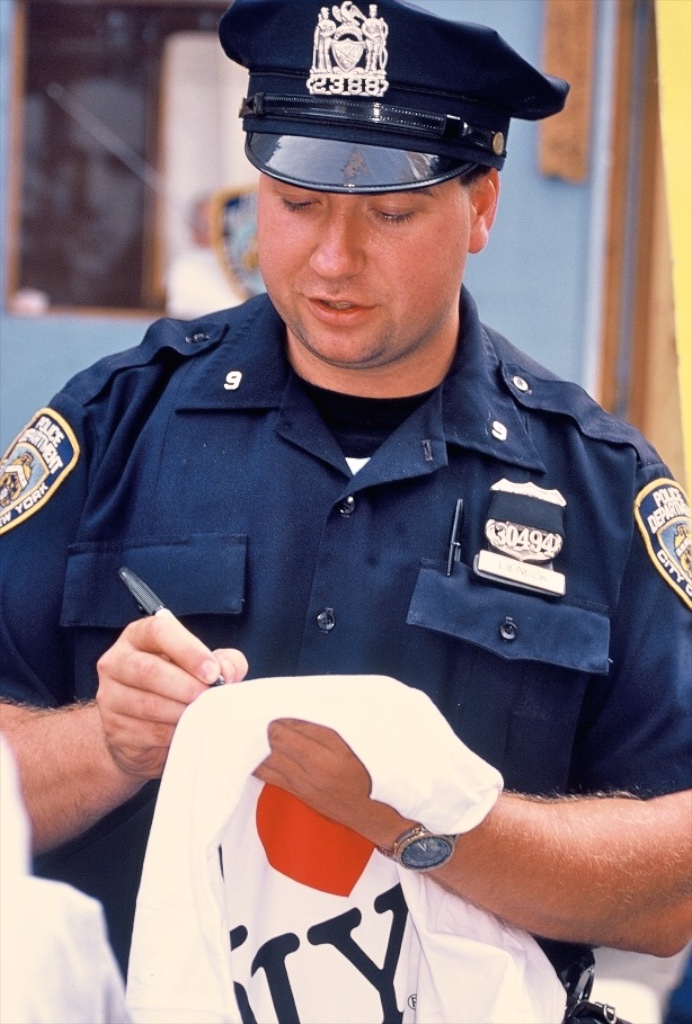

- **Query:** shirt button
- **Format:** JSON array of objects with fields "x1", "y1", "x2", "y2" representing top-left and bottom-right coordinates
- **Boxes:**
[
  {"x1": 339, "y1": 496, "x2": 356, "y2": 516},
  {"x1": 185, "y1": 330, "x2": 209, "y2": 344},
  {"x1": 511, "y1": 375, "x2": 530, "y2": 393},
  {"x1": 317, "y1": 608, "x2": 336, "y2": 632},
  {"x1": 499, "y1": 616, "x2": 518, "y2": 641}
]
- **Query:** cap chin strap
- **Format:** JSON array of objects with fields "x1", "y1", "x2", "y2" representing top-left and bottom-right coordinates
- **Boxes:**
[{"x1": 240, "y1": 93, "x2": 506, "y2": 158}]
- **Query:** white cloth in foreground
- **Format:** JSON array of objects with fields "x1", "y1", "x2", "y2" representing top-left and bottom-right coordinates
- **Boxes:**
[
  {"x1": 126, "y1": 675, "x2": 566, "y2": 1024},
  {"x1": 0, "y1": 735, "x2": 131, "y2": 1024}
]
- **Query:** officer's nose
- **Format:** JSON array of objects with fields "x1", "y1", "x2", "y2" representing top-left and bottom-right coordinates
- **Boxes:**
[{"x1": 309, "y1": 207, "x2": 366, "y2": 280}]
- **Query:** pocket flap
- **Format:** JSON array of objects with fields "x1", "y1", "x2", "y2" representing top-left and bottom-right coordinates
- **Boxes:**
[
  {"x1": 61, "y1": 534, "x2": 247, "y2": 628},
  {"x1": 407, "y1": 562, "x2": 610, "y2": 675}
]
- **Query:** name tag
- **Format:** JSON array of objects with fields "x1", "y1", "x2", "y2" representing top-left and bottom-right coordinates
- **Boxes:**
[{"x1": 474, "y1": 549, "x2": 566, "y2": 597}]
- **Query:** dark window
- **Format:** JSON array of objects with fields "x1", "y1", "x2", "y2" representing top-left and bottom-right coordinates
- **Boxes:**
[{"x1": 12, "y1": 1, "x2": 226, "y2": 312}]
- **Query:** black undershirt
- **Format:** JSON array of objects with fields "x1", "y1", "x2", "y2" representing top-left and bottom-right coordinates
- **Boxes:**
[{"x1": 299, "y1": 378, "x2": 436, "y2": 458}]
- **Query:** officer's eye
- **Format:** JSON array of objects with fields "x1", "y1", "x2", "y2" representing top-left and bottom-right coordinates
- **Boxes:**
[
  {"x1": 376, "y1": 209, "x2": 415, "y2": 224},
  {"x1": 280, "y1": 198, "x2": 316, "y2": 213}
]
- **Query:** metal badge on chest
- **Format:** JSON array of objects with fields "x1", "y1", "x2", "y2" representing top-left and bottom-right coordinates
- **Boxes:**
[{"x1": 474, "y1": 479, "x2": 567, "y2": 597}]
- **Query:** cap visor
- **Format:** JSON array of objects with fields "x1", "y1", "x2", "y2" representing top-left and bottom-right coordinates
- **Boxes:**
[{"x1": 246, "y1": 133, "x2": 474, "y2": 193}]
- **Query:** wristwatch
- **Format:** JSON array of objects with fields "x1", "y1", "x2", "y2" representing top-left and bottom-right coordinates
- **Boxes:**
[{"x1": 379, "y1": 824, "x2": 457, "y2": 871}]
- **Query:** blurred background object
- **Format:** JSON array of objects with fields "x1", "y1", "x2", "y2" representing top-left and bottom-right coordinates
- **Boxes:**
[
  {"x1": 165, "y1": 187, "x2": 263, "y2": 318},
  {"x1": 10, "y1": 4, "x2": 258, "y2": 313}
]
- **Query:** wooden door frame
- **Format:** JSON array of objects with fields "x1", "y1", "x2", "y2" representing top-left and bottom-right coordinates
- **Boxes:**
[{"x1": 598, "y1": 0, "x2": 684, "y2": 481}]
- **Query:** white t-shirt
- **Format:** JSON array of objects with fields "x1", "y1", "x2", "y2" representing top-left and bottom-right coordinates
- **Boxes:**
[{"x1": 126, "y1": 675, "x2": 565, "y2": 1024}]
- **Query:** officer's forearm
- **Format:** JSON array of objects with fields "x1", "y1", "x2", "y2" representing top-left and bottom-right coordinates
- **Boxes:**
[
  {"x1": 434, "y1": 788, "x2": 692, "y2": 957},
  {"x1": 0, "y1": 700, "x2": 144, "y2": 853}
]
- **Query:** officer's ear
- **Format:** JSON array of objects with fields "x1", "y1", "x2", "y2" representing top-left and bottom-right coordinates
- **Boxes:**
[{"x1": 468, "y1": 168, "x2": 499, "y2": 254}]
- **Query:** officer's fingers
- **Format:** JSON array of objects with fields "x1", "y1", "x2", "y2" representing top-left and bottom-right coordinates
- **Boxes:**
[
  {"x1": 253, "y1": 752, "x2": 326, "y2": 804},
  {"x1": 99, "y1": 675, "x2": 193, "y2": 727},
  {"x1": 270, "y1": 719, "x2": 345, "y2": 749},
  {"x1": 253, "y1": 758, "x2": 293, "y2": 791},
  {"x1": 264, "y1": 720, "x2": 373, "y2": 795},
  {"x1": 97, "y1": 644, "x2": 209, "y2": 713},
  {"x1": 263, "y1": 720, "x2": 318, "y2": 776},
  {"x1": 212, "y1": 648, "x2": 249, "y2": 683},
  {"x1": 267, "y1": 719, "x2": 359, "y2": 767},
  {"x1": 98, "y1": 611, "x2": 222, "y2": 694},
  {"x1": 253, "y1": 728, "x2": 314, "y2": 792},
  {"x1": 136, "y1": 609, "x2": 224, "y2": 685}
]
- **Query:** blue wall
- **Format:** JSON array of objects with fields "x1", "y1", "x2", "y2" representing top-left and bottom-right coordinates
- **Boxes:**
[{"x1": 0, "y1": 0, "x2": 610, "y2": 450}]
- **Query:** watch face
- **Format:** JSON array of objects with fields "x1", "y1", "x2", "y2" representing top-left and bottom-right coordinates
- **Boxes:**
[{"x1": 400, "y1": 835, "x2": 455, "y2": 870}]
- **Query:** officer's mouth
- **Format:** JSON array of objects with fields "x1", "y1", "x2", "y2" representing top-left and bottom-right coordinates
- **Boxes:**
[{"x1": 307, "y1": 297, "x2": 373, "y2": 323}]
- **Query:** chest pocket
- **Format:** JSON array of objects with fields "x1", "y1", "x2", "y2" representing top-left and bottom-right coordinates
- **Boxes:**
[
  {"x1": 407, "y1": 561, "x2": 611, "y2": 792},
  {"x1": 60, "y1": 533, "x2": 247, "y2": 629},
  {"x1": 407, "y1": 561, "x2": 610, "y2": 675}
]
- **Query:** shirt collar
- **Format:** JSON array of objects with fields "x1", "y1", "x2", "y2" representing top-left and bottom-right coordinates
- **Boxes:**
[
  {"x1": 175, "y1": 296, "x2": 291, "y2": 412},
  {"x1": 440, "y1": 288, "x2": 546, "y2": 472},
  {"x1": 176, "y1": 289, "x2": 545, "y2": 474}
]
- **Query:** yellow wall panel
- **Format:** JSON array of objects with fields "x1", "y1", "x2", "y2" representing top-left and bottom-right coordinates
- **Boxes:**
[{"x1": 655, "y1": 0, "x2": 692, "y2": 489}]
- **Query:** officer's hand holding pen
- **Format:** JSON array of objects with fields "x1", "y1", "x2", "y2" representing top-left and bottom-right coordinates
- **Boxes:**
[
  {"x1": 118, "y1": 568, "x2": 228, "y2": 685},
  {"x1": 93, "y1": 568, "x2": 248, "y2": 780}
]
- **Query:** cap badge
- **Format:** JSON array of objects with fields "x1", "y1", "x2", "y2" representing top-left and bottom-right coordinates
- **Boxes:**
[
  {"x1": 474, "y1": 479, "x2": 567, "y2": 597},
  {"x1": 307, "y1": 3, "x2": 389, "y2": 98}
]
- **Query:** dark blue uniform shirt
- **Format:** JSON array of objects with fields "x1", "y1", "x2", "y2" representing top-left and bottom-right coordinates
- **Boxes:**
[{"x1": 1, "y1": 288, "x2": 690, "y2": 975}]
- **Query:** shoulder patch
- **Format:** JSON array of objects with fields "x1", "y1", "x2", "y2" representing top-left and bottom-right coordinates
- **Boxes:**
[
  {"x1": 0, "y1": 409, "x2": 79, "y2": 535},
  {"x1": 634, "y1": 478, "x2": 692, "y2": 610}
]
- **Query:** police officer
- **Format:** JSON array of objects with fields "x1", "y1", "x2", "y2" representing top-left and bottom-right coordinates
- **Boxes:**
[{"x1": 1, "y1": 0, "x2": 690, "y2": 1018}]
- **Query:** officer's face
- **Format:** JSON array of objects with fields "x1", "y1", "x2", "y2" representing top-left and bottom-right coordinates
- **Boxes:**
[{"x1": 257, "y1": 170, "x2": 498, "y2": 396}]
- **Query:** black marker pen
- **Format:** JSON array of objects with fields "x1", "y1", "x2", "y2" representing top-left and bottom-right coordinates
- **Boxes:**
[
  {"x1": 118, "y1": 566, "x2": 225, "y2": 686},
  {"x1": 446, "y1": 499, "x2": 464, "y2": 576}
]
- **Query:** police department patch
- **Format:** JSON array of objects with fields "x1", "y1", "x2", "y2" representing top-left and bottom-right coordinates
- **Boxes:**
[
  {"x1": 634, "y1": 478, "x2": 692, "y2": 610},
  {"x1": 0, "y1": 409, "x2": 79, "y2": 534}
]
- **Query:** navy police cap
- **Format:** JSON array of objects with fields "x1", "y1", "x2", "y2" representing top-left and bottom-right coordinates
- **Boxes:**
[{"x1": 219, "y1": 0, "x2": 569, "y2": 193}]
